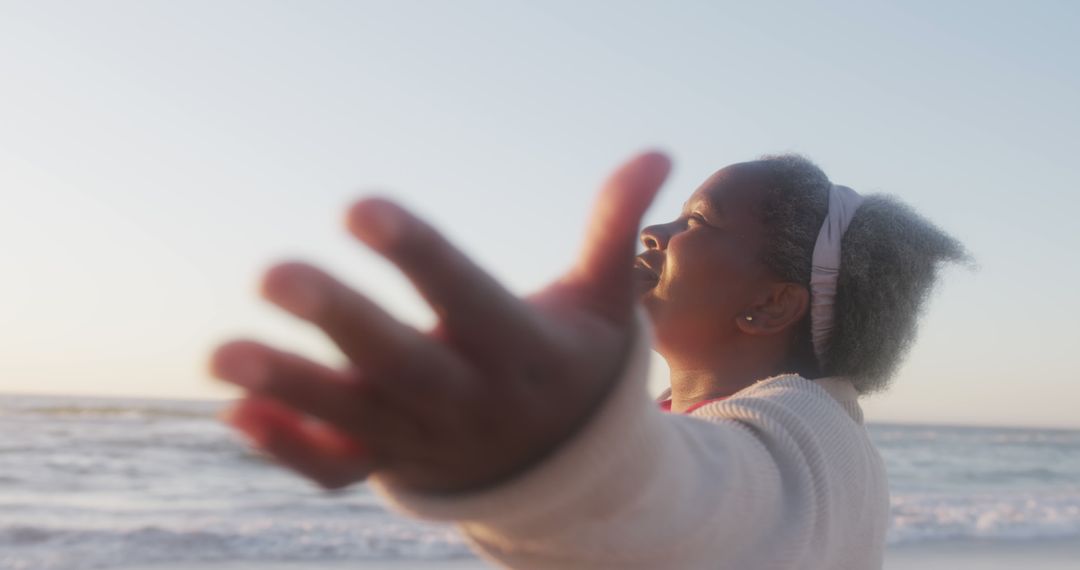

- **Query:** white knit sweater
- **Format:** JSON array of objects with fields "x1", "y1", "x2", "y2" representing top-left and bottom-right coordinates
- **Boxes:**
[{"x1": 371, "y1": 323, "x2": 890, "y2": 569}]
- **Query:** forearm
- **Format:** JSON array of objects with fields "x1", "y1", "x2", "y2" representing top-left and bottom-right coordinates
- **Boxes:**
[{"x1": 369, "y1": 320, "x2": 785, "y2": 569}]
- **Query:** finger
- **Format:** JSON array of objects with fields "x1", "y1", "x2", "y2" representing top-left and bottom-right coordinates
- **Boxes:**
[
  {"x1": 571, "y1": 151, "x2": 671, "y2": 321},
  {"x1": 209, "y1": 339, "x2": 377, "y2": 433},
  {"x1": 345, "y1": 198, "x2": 534, "y2": 351},
  {"x1": 260, "y1": 262, "x2": 429, "y2": 371},
  {"x1": 211, "y1": 342, "x2": 442, "y2": 458},
  {"x1": 259, "y1": 263, "x2": 476, "y2": 404},
  {"x1": 224, "y1": 397, "x2": 373, "y2": 490}
]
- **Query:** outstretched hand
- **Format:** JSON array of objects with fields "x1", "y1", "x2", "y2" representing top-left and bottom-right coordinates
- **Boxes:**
[{"x1": 209, "y1": 152, "x2": 671, "y2": 493}]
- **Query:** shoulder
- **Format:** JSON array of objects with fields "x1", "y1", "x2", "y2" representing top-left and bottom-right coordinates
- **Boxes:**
[
  {"x1": 690, "y1": 374, "x2": 864, "y2": 427},
  {"x1": 685, "y1": 374, "x2": 881, "y2": 482}
]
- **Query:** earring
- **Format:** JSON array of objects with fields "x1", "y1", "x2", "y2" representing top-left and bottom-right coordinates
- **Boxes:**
[{"x1": 744, "y1": 315, "x2": 753, "y2": 321}]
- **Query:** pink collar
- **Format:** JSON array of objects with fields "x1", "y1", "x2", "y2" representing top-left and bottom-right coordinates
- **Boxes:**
[{"x1": 659, "y1": 397, "x2": 727, "y2": 414}]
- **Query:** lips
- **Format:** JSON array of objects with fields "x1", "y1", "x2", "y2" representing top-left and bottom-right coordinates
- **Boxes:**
[{"x1": 633, "y1": 256, "x2": 660, "y2": 290}]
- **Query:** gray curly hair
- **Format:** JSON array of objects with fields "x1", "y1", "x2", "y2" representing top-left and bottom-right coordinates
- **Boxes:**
[{"x1": 754, "y1": 154, "x2": 970, "y2": 393}]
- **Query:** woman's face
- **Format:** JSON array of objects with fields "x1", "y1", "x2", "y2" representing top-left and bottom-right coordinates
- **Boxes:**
[{"x1": 635, "y1": 163, "x2": 775, "y2": 360}]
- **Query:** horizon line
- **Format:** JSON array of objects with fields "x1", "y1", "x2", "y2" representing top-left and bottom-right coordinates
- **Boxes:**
[{"x1": 3, "y1": 390, "x2": 1077, "y2": 432}]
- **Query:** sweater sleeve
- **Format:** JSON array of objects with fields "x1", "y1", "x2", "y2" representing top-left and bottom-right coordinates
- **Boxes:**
[{"x1": 367, "y1": 317, "x2": 798, "y2": 569}]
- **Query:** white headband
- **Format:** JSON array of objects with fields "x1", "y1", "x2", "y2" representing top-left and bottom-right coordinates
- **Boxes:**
[{"x1": 809, "y1": 184, "x2": 864, "y2": 366}]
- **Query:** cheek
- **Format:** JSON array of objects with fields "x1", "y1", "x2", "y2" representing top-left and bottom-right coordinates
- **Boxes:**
[
  {"x1": 643, "y1": 229, "x2": 770, "y2": 356},
  {"x1": 662, "y1": 237, "x2": 743, "y2": 310},
  {"x1": 650, "y1": 232, "x2": 768, "y2": 339}
]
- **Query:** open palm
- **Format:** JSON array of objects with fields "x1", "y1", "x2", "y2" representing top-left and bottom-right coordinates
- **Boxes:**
[{"x1": 210, "y1": 152, "x2": 671, "y2": 493}]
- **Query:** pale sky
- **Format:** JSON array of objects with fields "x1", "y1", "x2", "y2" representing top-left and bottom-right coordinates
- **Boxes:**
[{"x1": 1, "y1": 1, "x2": 1078, "y2": 428}]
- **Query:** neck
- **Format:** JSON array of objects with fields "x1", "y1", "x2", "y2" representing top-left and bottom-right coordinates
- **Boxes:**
[{"x1": 665, "y1": 351, "x2": 787, "y2": 413}]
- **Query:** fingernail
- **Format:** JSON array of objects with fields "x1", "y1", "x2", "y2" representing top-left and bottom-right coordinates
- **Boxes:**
[
  {"x1": 216, "y1": 349, "x2": 267, "y2": 391},
  {"x1": 354, "y1": 200, "x2": 404, "y2": 249},
  {"x1": 266, "y1": 266, "x2": 323, "y2": 318}
]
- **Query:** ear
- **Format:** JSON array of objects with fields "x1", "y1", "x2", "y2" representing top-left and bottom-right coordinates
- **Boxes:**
[{"x1": 735, "y1": 283, "x2": 810, "y2": 336}]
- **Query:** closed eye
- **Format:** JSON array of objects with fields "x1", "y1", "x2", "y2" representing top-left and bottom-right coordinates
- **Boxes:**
[{"x1": 686, "y1": 212, "x2": 709, "y2": 226}]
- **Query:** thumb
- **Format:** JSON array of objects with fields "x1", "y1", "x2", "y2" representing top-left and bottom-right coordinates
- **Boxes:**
[{"x1": 570, "y1": 150, "x2": 671, "y2": 322}]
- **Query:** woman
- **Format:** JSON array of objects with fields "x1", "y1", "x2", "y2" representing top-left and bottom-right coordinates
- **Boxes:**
[{"x1": 210, "y1": 151, "x2": 967, "y2": 569}]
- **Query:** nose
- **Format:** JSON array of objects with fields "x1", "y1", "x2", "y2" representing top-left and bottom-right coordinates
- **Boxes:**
[{"x1": 640, "y1": 223, "x2": 671, "y2": 251}]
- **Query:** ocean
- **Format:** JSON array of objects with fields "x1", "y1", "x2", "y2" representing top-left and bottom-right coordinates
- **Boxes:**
[{"x1": 2, "y1": 394, "x2": 1078, "y2": 569}]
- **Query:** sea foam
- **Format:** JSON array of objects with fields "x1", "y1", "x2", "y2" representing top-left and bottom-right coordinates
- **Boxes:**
[{"x1": 2, "y1": 395, "x2": 1079, "y2": 568}]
